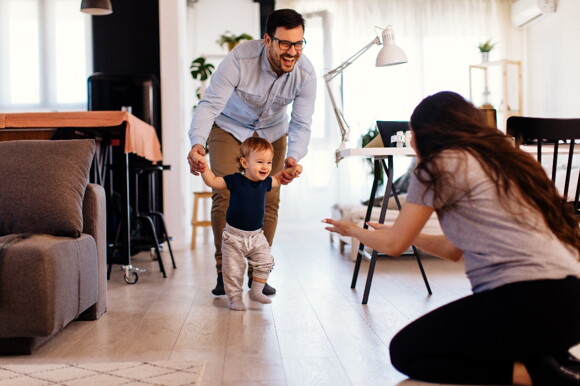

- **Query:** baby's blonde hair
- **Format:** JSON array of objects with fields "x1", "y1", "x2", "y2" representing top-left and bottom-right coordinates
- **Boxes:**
[{"x1": 238, "y1": 137, "x2": 274, "y2": 172}]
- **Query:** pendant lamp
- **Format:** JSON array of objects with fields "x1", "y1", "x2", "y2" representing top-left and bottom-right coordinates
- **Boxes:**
[{"x1": 80, "y1": 0, "x2": 113, "y2": 15}]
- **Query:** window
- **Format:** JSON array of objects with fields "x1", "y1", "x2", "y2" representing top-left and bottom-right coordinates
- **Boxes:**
[{"x1": 0, "y1": 0, "x2": 91, "y2": 112}]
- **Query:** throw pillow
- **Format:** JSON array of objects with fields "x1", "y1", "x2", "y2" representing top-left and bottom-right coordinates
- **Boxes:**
[{"x1": 0, "y1": 139, "x2": 95, "y2": 237}]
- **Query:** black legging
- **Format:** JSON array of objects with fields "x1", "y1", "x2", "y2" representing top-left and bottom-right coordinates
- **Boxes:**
[{"x1": 389, "y1": 276, "x2": 580, "y2": 385}]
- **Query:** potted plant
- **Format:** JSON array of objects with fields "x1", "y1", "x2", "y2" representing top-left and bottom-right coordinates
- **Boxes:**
[
  {"x1": 216, "y1": 31, "x2": 254, "y2": 51},
  {"x1": 478, "y1": 39, "x2": 496, "y2": 62},
  {"x1": 189, "y1": 56, "x2": 215, "y2": 107}
]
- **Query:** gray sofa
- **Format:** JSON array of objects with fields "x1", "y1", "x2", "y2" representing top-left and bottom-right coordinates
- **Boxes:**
[{"x1": 0, "y1": 139, "x2": 107, "y2": 355}]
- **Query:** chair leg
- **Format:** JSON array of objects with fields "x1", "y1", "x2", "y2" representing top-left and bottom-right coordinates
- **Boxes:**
[
  {"x1": 135, "y1": 215, "x2": 167, "y2": 278},
  {"x1": 191, "y1": 194, "x2": 200, "y2": 250},
  {"x1": 147, "y1": 211, "x2": 176, "y2": 269},
  {"x1": 412, "y1": 246, "x2": 432, "y2": 295},
  {"x1": 164, "y1": 235, "x2": 176, "y2": 269}
]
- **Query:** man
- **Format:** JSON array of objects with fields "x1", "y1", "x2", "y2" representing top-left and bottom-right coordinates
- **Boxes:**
[{"x1": 187, "y1": 9, "x2": 317, "y2": 296}]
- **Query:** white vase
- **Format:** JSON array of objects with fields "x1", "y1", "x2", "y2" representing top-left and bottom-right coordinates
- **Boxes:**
[{"x1": 481, "y1": 52, "x2": 489, "y2": 63}]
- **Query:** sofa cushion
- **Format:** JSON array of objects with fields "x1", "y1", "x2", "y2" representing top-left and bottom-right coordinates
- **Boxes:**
[
  {"x1": 0, "y1": 139, "x2": 95, "y2": 237},
  {"x1": 0, "y1": 233, "x2": 98, "y2": 337}
]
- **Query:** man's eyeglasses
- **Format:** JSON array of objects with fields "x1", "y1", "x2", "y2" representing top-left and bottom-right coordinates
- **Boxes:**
[{"x1": 270, "y1": 36, "x2": 306, "y2": 51}]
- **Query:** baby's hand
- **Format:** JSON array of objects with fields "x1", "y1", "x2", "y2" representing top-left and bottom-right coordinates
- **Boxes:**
[
  {"x1": 278, "y1": 163, "x2": 303, "y2": 185},
  {"x1": 192, "y1": 153, "x2": 207, "y2": 168},
  {"x1": 288, "y1": 164, "x2": 303, "y2": 178}
]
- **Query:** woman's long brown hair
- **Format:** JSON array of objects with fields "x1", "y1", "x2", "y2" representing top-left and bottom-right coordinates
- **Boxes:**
[{"x1": 410, "y1": 91, "x2": 580, "y2": 256}]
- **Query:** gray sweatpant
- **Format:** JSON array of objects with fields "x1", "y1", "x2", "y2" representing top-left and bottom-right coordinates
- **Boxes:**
[{"x1": 222, "y1": 223, "x2": 274, "y2": 300}]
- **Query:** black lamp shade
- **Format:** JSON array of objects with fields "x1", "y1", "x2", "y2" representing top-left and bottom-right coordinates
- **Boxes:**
[{"x1": 80, "y1": 0, "x2": 113, "y2": 15}]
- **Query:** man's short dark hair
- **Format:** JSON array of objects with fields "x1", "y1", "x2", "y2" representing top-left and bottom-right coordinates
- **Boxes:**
[{"x1": 265, "y1": 9, "x2": 305, "y2": 37}]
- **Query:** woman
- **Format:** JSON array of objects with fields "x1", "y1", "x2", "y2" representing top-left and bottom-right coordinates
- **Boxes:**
[{"x1": 324, "y1": 91, "x2": 580, "y2": 385}]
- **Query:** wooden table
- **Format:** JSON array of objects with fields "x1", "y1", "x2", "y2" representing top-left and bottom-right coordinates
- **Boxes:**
[
  {"x1": 0, "y1": 111, "x2": 162, "y2": 161},
  {"x1": 0, "y1": 111, "x2": 163, "y2": 282}
]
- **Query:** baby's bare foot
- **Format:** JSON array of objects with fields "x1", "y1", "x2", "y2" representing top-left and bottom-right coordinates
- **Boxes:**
[{"x1": 229, "y1": 297, "x2": 246, "y2": 311}]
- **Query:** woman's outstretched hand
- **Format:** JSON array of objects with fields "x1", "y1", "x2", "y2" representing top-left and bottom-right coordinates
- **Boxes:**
[{"x1": 322, "y1": 218, "x2": 358, "y2": 237}]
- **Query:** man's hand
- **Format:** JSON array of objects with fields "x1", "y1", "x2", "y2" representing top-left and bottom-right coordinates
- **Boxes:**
[
  {"x1": 187, "y1": 144, "x2": 207, "y2": 175},
  {"x1": 279, "y1": 157, "x2": 298, "y2": 185}
]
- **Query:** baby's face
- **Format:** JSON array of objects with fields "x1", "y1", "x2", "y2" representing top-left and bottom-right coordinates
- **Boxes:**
[{"x1": 242, "y1": 149, "x2": 273, "y2": 181}]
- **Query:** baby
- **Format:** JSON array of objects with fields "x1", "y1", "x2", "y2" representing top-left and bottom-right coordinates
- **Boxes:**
[{"x1": 192, "y1": 137, "x2": 302, "y2": 310}]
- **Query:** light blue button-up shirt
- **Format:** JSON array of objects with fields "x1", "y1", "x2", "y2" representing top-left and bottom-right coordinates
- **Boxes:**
[{"x1": 188, "y1": 40, "x2": 317, "y2": 161}]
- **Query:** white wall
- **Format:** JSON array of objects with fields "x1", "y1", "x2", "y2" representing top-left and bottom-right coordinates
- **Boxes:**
[
  {"x1": 524, "y1": 0, "x2": 580, "y2": 117},
  {"x1": 189, "y1": 0, "x2": 260, "y2": 57},
  {"x1": 158, "y1": 0, "x2": 191, "y2": 251}
]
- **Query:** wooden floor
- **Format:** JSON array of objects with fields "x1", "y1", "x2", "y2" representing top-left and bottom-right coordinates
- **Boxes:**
[{"x1": 0, "y1": 226, "x2": 472, "y2": 386}]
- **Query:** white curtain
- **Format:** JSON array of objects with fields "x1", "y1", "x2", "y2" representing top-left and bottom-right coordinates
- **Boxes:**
[{"x1": 275, "y1": 0, "x2": 523, "y2": 227}]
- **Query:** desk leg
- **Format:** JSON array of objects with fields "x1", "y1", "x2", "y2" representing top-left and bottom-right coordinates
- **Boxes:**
[
  {"x1": 120, "y1": 152, "x2": 131, "y2": 266},
  {"x1": 411, "y1": 245, "x2": 432, "y2": 295},
  {"x1": 385, "y1": 159, "x2": 432, "y2": 295},
  {"x1": 358, "y1": 156, "x2": 432, "y2": 304},
  {"x1": 351, "y1": 159, "x2": 381, "y2": 289},
  {"x1": 361, "y1": 157, "x2": 395, "y2": 304}
]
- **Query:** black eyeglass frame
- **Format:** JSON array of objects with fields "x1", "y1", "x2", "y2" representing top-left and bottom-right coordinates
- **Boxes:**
[{"x1": 269, "y1": 35, "x2": 307, "y2": 51}]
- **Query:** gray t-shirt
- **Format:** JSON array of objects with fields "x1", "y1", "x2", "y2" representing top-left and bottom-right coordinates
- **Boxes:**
[{"x1": 406, "y1": 150, "x2": 580, "y2": 293}]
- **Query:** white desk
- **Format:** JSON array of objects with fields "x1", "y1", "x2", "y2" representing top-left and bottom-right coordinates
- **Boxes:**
[
  {"x1": 339, "y1": 146, "x2": 431, "y2": 304},
  {"x1": 339, "y1": 146, "x2": 415, "y2": 158},
  {"x1": 341, "y1": 143, "x2": 580, "y2": 159}
]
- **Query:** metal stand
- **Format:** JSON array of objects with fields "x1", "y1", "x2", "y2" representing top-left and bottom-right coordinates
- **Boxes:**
[{"x1": 351, "y1": 156, "x2": 432, "y2": 304}]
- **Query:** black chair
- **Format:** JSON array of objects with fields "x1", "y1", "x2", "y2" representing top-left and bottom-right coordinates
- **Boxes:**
[
  {"x1": 131, "y1": 163, "x2": 176, "y2": 268},
  {"x1": 107, "y1": 163, "x2": 176, "y2": 283},
  {"x1": 507, "y1": 116, "x2": 580, "y2": 215}
]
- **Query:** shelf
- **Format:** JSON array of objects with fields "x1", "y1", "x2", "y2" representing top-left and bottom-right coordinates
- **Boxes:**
[{"x1": 469, "y1": 59, "x2": 522, "y2": 131}]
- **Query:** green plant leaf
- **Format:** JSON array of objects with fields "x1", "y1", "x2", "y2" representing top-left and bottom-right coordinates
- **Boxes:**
[
  {"x1": 190, "y1": 57, "x2": 215, "y2": 81},
  {"x1": 478, "y1": 39, "x2": 497, "y2": 52},
  {"x1": 216, "y1": 31, "x2": 253, "y2": 48}
]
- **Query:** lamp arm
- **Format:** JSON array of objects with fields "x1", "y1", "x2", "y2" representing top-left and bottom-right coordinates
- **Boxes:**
[
  {"x1": 324, "y1": 36, "x2": 381, "y2": 164},
  {"x1": 323, "y1": 36, "x2": 381, "y2": 82},
  {"x1": 324, "y1": 79, "x2": 350, "y2": 144}
]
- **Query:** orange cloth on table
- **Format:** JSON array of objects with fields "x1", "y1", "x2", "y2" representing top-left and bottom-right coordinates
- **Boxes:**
[{"x1": 0, "y1": 111, "x2": 163, "y2": 162}]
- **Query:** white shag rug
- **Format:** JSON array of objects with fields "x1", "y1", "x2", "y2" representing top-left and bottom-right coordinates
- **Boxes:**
[{"x1": 0, "y1": 360, "x2": 205, "y2": 385}]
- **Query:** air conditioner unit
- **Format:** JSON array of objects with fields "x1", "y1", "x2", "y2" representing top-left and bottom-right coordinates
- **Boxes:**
[{"x1": 511, "y1": 0, "x2": 557, "y2": 28}]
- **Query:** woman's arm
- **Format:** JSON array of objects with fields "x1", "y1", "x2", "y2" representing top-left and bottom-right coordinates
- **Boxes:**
[
  {"x1": 412, "y1": 234, "x2": 463, "y2": 261},
  {"x1": 368, "y1": 221, "x2": 463, "y2": 262},
  {"x1": 324, "y1": 202, "x2": 462, "y2": 261}
]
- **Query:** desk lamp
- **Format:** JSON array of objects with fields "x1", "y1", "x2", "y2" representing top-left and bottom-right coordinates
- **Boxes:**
[{"x1": 324, "y1": 26, "x2": 407, "y2": 163}]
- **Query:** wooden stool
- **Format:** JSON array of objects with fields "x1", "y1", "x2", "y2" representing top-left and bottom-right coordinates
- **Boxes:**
[{"x1": 191, "y1": 191, "x2": 212, "y2": 249}]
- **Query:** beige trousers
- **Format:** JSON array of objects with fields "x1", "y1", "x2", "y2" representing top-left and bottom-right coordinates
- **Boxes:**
[{"x1": 207, "y1": 125, "x2": 286, "y2": 273}]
